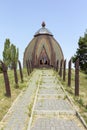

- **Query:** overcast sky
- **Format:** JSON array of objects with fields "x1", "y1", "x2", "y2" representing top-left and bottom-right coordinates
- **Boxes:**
[{"x1": 0, "y1": 0, "x2": 87, "y2": 65}]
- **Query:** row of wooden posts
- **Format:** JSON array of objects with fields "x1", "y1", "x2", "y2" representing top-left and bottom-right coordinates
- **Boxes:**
[
  {"x1": 26, "y1": 60, "x2": 33, "y2": 76},
  {"x1": 0, "y1": 60, "x2": 33, "y2": 97},
  {"x1": 0, "y1": 58, "x2": 79, "y2": 98},
  {"x1": 54, "y1": 58, "x2": 79, "y2": 96}
]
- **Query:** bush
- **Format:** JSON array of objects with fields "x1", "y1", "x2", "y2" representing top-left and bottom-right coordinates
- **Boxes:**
[{"x1": 78, "y1": 98, "x2": 84, "y2": 106}]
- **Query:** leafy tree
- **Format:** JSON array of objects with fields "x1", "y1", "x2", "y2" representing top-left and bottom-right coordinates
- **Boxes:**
[
  {"x1": 72, "y1": 31, "x2": 87, "y2": 73},
  {"x1": 3, "y1": 39, "x2": 11, "y2": 68},
  {"x1": 10, "y1": 44, "x2": 19, "y2": 69},
  {"x1": 3, "y1": 39, "x2": 19, "y2": 69}
]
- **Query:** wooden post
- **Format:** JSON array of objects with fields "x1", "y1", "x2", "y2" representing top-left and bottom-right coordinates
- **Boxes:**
[
  {"x1": 75, "y1": 58, "x2": 79, "y2": 96},
  {"x1": 57, "y1": 60, "x2": 59, "y2": 72},
  {"x1": 68, "y1": 59, "x2": 71, "y2": 86},
  {"x1": 30, "y1": 61, "x2": 32, "y2": 73},
  {"x1": 59, "y1": 59, "x2": 63, "y2": 77},
  {"x1": 26, "y1": 60, "x2": 29, "y2": 75},
  {"x1": 56, "y1": 60, "x2": 58, "y2": 71},
  {"x1": 28, "y1": 59, "x2": 31, "y2": 74},
  {"x1": 59, "y1": 60, "x2": 61, "y2": 76},
  {"x1": 18, "y1": 60, "x2": 23, "y2": 82},
  {"x1": 0, "y1": 61, "x2": 11, "y2": 97},
  {"x1": 63, "y1": 59, "x2": 66, "y2": 81},
  {"x1": 53, "y1": 61, "x2": 55, "y2": 70},
  {"x1": 29, "y1": 60, "x2": 31, "y2": 73},
  {"x1": 13, "y1": 62, "x2": 18, "y2": 88},
  {"x1": 31, "y1": 60, "x2": 33, "y2": 72},
  {"x1": 31, "y1": 61, "x2": 33, "y2": 71}
]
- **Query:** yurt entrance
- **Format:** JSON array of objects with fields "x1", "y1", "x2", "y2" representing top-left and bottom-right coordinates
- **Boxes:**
[{"x1": 39, "y1": 46, "x2": 49, "y2": 66}]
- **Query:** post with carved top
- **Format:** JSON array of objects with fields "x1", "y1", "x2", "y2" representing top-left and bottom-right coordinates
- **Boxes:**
[{"x1": 75, "y1": 58, "x2": 79, "y2": 96}]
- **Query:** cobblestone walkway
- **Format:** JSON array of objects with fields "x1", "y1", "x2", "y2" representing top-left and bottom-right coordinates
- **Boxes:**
[
  {"x1": 27, "y1": 69, "x2": 86, "y2": 130},
  {"x1": 0, "y1": 69, "x2": 86, "y2": 130}
]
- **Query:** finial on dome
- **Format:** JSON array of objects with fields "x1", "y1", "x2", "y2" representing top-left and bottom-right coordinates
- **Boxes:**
[{"x1": 42, "y1": 22, "x2": 46, "y2": 27}]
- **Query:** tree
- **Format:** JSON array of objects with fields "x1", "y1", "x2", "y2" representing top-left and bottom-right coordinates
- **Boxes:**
[
  {"x1": 3, "y1": 39, "x2": 11, "y2": 68},
  {"x1": 10, "y1": 44, "x2": 19, "y2": 69},
  {"x1": 72, "y1": 31, "x2": 87, "y2": 73},
  {"x1": 3, "y1": 39, "x2": 19, "y2": 69}
]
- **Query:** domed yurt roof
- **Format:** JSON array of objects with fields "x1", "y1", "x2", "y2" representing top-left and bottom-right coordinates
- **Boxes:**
[
  {"x1": 23, "y1": 22, "x2": 64, "y2": 68},
  {"x1": 34, "y1": 22, "x2": 53, "y2": 36}
]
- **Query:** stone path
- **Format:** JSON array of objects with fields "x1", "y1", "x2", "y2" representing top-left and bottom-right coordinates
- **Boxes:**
[
  {"x1": 0, "y1": 69, "x2": 86, "y2": 130},
  {"x1": 27, "y1": 69, "x2": 86, "y2": 130}
]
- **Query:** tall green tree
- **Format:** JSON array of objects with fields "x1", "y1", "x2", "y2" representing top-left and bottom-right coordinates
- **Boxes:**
[
  {"x1": 72, "y1": 31, "x2": 87, "y2": 73},
  {"x1": 3, "y1": 39, "x2": 19, "y2": 69},
  {"x1": 3, "y1": 39, "x2": 11, "y2": 68},
  {"x1": 10, "y1": 44, "x2": 19, "y2": 69}
]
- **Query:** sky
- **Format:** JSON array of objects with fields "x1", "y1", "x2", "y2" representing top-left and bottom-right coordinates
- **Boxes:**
[{"x1": 0, "y1": 0, "x2": 87, "y2": 66}]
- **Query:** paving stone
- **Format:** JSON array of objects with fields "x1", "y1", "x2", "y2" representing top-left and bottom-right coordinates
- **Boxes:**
[
  {"x1": 31, "y1": 117, "x2": 83, "y2": 130},
  {"x1": 39, "y1": 84, "x2": 59, "y2": 88},
  {"x1": 35, "y1": 99, "x2": 74, "y2": 111},
  {"x1": 38, "y1": 87, "x2": 64, "y2": 95},
  {"x1": 39, "y1": 88, "x2": 58, "y2": 94}
]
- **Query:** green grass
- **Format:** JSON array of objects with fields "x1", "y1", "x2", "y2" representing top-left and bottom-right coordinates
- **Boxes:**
[
  {"x1": 56, "y1": 69, "x2": 87, "y2": 124},
  {"x1": 0, "y1": 68, "x2": 30, "y2": 121}
]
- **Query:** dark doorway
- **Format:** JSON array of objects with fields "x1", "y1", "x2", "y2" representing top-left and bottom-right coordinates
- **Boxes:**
[
  {"x1": 40, "y1": 57, "x2": 48, "y2": 65},
  {"x1": 39, "y1": 45, "x2": 49, "y2": 66},
  {"x1": 40, "y1": 60, "x2": 42, "y2": 64}
]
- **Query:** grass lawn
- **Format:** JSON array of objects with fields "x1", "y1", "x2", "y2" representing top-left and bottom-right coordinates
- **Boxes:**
[
  {"x1": 56, "y1": 69, "x2": 87, "y2": 124},
  {"x1": 0, "y1": 68, "x2": 31, "y2": 121}
]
